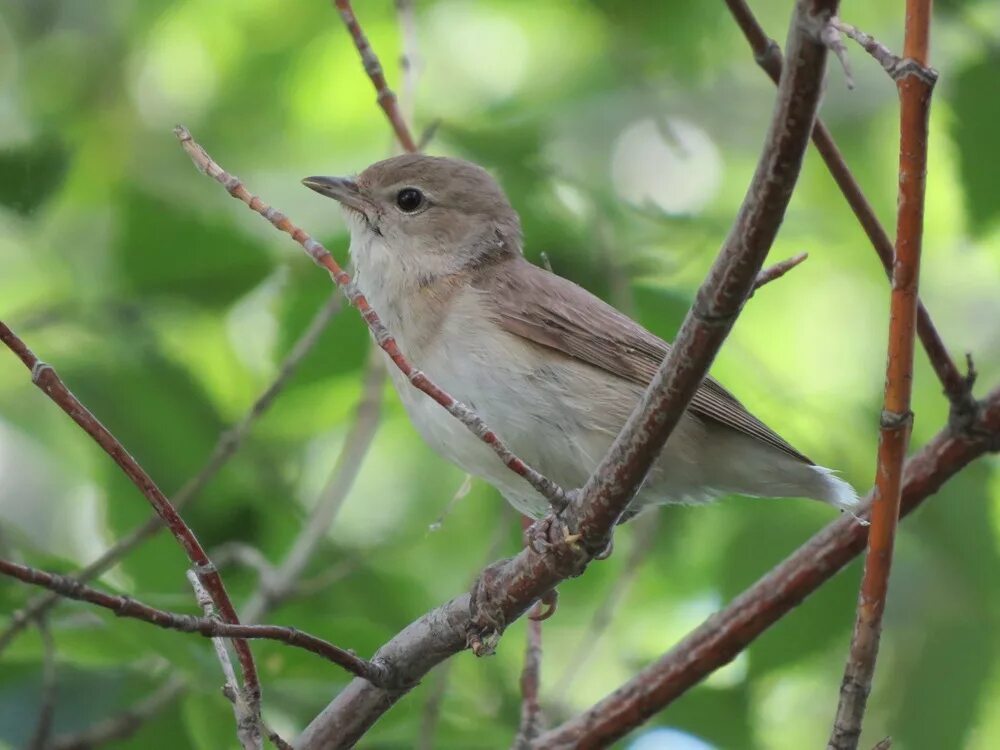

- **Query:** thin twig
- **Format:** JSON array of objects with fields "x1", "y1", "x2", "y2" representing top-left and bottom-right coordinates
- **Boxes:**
[
  {"x1": 395, "y1": 0, "x2": 420, "y2": 129},
  {"x1": 0, "y1": 557, "x2": 392, "y2": 687},
  {"x1": 174, "y1": 127, "x2": 570, "y2": 512},
  {"x1": 298, "y1": 1, "x2": 842, "y2": 743},
  {"x1": 27, "y1": 617, "x2": 57, "y2": 750},
  {"x1": 0, "y1": 321, "x2": 263, "y2": 719},
  {"x1": 832, "y1": 18, "x2": 903, "y2": 77},
  {"x1": 333, "y1": 0, "x2": 418, "y2": 153},
  {"x1": 188, "y1": 571, "x2": 263, "y2": 750},
  {"x1": 723, "y1": 0, "x2": 976, "y2": 418},
  {"x1": 752, "y1": 252, "x2": 809, "y2": 293},
  {"x1": 829, "y1": 3, "x2": 937, "y2": 746},
  {"x1": 0, "y1": 294, "x2": 342, "y2": 655},
  {"x1": 532, "y1": 387, "x2": 1000, "y2": 749}
]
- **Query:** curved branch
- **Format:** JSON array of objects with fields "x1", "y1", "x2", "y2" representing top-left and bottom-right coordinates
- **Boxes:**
[
  {"x1": 0, "y1": 321, "x2": 262, "y2": 717},
  {"x1": 533, "y1": 386, "x2": 1000, "y2": 749}
]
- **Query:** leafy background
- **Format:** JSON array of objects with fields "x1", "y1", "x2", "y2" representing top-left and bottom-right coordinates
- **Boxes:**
[{"x1": 1, "y1": 0, "x2": 999, "y2": 748}]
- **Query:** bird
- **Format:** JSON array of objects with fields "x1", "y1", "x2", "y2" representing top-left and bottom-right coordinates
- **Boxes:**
[{"x1": 302, "y1": 154, "x2": 857, "y2": 523}]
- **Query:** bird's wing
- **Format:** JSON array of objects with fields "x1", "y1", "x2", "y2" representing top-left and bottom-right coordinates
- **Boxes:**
[{"x1": 475, "y1": 257, "x2": 812, "y2": 464}]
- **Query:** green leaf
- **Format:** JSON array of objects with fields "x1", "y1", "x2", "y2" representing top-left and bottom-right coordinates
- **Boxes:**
[
  {"x1": 0, "y1": 136, "x2": 69, "y2": 215},
  {"x1": 951, "y1": 54, "x2": 1000, "y2": 236},
  {"x1": 116, "y1": 189, "x2": 273, "y2": 308}
]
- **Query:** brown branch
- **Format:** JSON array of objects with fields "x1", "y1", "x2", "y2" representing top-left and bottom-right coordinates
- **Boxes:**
[
  {"x1": 829, "y1": 3, "x2": 937, "y2": 746},
  {"x1": 0, "y1": 321, "x2": 263, "y2": 719},
  {"x1": 174, "y1": 127, "x2": 570, "y2": 512},
  {"x1": 723, "y1": 0, "x2": 976, "y2": 418},
  {"x1": 296, "y1": 1, "x2": 839, "y2": 745},
  {"x1": 0, "y1": 557, "x2": 391, "y2": 687},
  {"x1": 532, "y1": 386, "x2": 1000, "y2": 748},
  {"x1": 0, "y1": 293, "x2": 342, "y2": 655},
  {"x1": 333, "y1": 0, "x2": 418, "y2": 153},
  {"x1": 752, "y1": 251, "x2": 808, "y2": 293}
]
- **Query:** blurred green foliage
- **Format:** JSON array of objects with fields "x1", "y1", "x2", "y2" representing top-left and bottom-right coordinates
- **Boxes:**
[{"x1": 1, "y1": 1, "x2": 999, "y2": 748}]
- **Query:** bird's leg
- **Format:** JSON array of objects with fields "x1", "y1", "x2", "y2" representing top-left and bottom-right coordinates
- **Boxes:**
[
  {"x1": 467, "y1": 557, "x2": 511, "y2": 656},
  {"x1": 523, "y1": 512, "x2": 581, "y2": 555}
]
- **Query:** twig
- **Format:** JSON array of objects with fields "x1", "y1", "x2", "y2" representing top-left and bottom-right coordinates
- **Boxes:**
[
  {"x1": 27, "y1": 617, "x2": 57, "y2": 750},
  {"x1": 514, "y1": 515, "x2": 545, "y2": 748},
  {"x1": 531, "y1": 386, "x2": 1000, "y2": 749},
  {"x1": 174, "y1": 127, "x2": 571, "y2": 512},
  {"x1": 188, "y1": 571, "x2": 263, "y2": 750},
  {"x1": 0, "y1": 293, "x2": 342, "y2": 655},
  {"x1": 297, "y1": 1, "x2": 841, "y2": 744},
  {"x1": 48, "y1": 677, "x2": 187, "y2": 750},
  {"x1": 242, "y1": 351, "x2": 385, "y2": 622},
  {"x1": 0, "y1": 558, "x2": 392, "y2": 687},
  {"x1": 829, "y1": 3, "x2": 937, "y2": 746},
  {"x1": 723, "y1": 0, "x2": 976, "y2": 417},
  {"x1": 333, "y1": 0, "x2": 418, "y2": 153},
  {"x1": 752, "y1": 252, "x2": 809, "y2": 293},
  {"x1": 515, "y1": 616, "x2": 544, "y2": 748},
  {"x1": 0, "y1": 321, "x2": 263, "y2": 719},
  {"x1": 832, "y1": 19, "x2": 904, "y2": 77},
  {"x1": 32, "y1": 354, "x2": 386, "y2": 747}
]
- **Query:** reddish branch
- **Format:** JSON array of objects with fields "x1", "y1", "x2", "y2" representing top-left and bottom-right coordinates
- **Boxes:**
[
  {"x1": 296, "y1": 2, "x2": 839, "y2": 745},
  {"x1": 0, "y1": 558, "x2": 390, "y2": 687},
  {"x1": 532, "y1": 386, "x2": 1000, "y2": 749},
  {"x1": 723, "y1": 0, "x2": 975, "y2": 417},
  {"x1": 333, "y1": 0, "x2": 418, "y2": 153},
  {"x1": 829, "y1": 5, "x2": 938, "y2": 746},
  {"x1": 174, "y1": 126, "x2": 570, "y2": 512},
  {"x1": 0, "y1": 321, "x2": 263, "y2": 718},
  {"x1": 0, "y1": 294, "x2": 341, "y2": 655}
]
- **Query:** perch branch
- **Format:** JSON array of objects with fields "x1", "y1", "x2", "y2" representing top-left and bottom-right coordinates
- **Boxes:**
[
  {"x1": 723, "y1": 0, "x2": 976, "y2": 419},
  {"x1": 0, "y1": 293, "x2": 341, "y2": 654},
  {"x1": 0, "y1": 321, "x2": 262, "y2": 718},
  {"x1": 532, "y1": 386, "x2": 1000, "y2": 749},
  {"x1": 27, "y1": 617, "x2": 57, "y2": 750},
  {"x1": 0, "y1": 558, "x2": 391, "y2": 687},
  {"x1": 829, "y1": 2, "x2": 937, "y2": 746},
  {"x1": 174, "y1": 127, "x2": 570, "y2": 511},
  {"x1": 296, "y1": 1, "x2": 840, "y2": 745}
]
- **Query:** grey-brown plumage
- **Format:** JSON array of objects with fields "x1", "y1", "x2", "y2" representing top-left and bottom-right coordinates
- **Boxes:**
[{"x1": 303, "y1": 154, "x2": 857, "y2": 519}]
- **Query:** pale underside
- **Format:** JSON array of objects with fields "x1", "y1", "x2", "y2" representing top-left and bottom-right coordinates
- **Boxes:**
[{"x1": 353, "y1": 232, "x2": 856, "y2": 519}]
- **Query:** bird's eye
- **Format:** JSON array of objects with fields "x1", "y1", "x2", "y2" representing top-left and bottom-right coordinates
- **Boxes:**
[{"x1": 395, "y1": 187, "x2": 424, "y2": 213}]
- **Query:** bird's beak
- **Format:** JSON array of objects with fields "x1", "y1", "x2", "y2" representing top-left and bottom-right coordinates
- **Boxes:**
[{"x1": 301, "y1": 176, "x2": 373, "y2": 217}]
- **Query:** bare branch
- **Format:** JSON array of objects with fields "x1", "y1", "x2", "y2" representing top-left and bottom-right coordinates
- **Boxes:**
[
  {"x1": 829, "y1": 3, "x2": 937, "y2": 746},
  {"x1": 515, "y1": 616, "x2": 544, "y2": 748},
  {"x1": 0, "y1": 558, "x2": 391, "y2": 687},
  {"x1": 832, "y1": 18, "x2": 903, "y2": 77},
  {"x1": 0, "y1": 320, "x2": 263, "y2": 718},
  {"x1": 752, "y1": 252, "x2": 809, "y2": 293},
  {"x1": 533, "y1": 386, "x2": 1000, "y2": 748},
  {"x1": 0, "y1": 293, "x2": 341, "y2": 655},
  {"x1": 723, "y1": 0, "x2": 976, "y2": 417},
  {"x1": 174, "y1": 127, "x2": 570, "y2": 512},
  {"x1": 333, "y1": 0, "x2": 418, "y2": 153}
]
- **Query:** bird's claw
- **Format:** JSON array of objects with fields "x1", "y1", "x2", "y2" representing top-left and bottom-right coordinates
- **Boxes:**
[
  {"x1": 523, "y1": 513, "x2": 582, "y2": 555},
  {"x1": 528, "y1": 588, "x2": 559, "y2": 621}
]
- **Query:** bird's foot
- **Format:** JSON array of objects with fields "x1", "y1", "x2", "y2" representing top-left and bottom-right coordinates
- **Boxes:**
[
  {"x1": 528, "y1": 588, "x2": 559, "y2": 621},
  {"x1": 523, "y1": 513, "x2": 582, "y2": 556},
  {"x1": 467, "y1": 557, "x2": 511, "y2": 656}
]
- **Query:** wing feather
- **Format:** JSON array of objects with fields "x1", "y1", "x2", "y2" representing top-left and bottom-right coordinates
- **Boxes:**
[{"x1": 476, "y1": 258, "x2": 812, "y2": 464}]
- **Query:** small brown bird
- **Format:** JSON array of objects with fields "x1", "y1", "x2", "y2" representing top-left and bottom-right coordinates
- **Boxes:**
[{"x1": 303, "y1": 155, "x2": 857, "y2": 521}]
